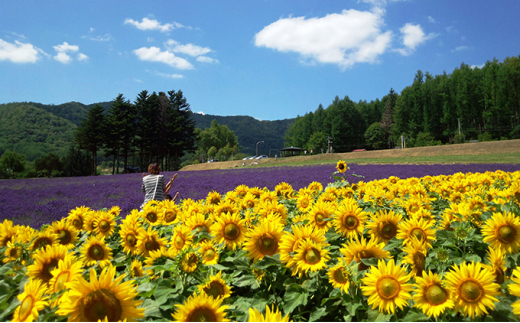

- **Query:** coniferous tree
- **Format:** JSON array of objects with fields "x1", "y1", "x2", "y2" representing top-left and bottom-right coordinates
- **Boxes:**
[{"x1": 74, "y1": 104, "x2": 105, "y2": 175}]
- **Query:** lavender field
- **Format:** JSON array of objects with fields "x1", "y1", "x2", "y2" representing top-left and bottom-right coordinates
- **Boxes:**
[{"x1": 1, "y1": 163, "x2": 519, "y2": 229}]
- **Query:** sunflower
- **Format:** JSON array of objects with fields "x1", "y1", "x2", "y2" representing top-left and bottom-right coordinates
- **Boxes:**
[
  {"x1": 47, "y1": 219, "x2": 79, "y2": 249},
  {"x1": 307, "y1": 181, "x2": 323, "y2": 196},
  {"x1": 332, "y1": 201, "x2": 367, "y2": 239},
  {"x1": 67, "y1": 205, "x2": 91, "y2": 231},
  {"x1": 80, "y1": 234, "x2": 113, "y2": 268},
  {"x1": 248, "y1": 305, "x2": 290, "y2": 322},
  {"x1": 336, "y1": 160, "x2": 347, "y2": 173},
  {"x1": 207, "y1": 191, "x2": 222, "y2": 205},
  {"x1": 234, "y1": 184, "x2": 250, "y2": 198},
  {"x1": 241, "y1": 192, "x2": 258, "y2": 210},
  {"x1": 293, "y1": 239, "x2": 330, "y2": 274},
  {"x1": 48, "y1": 253, "x2": 84, "y2": 305},
  {"x1": 509, "y1": 180, "x2": 520, "y2": 205},
  {"x1": 508, "y1": 267, "x2": 520, "y2": 315},
  {"x1": 444, "y1": 261, "x2": 500, "y2": 318},
  {"x1": 486, "y1": 247, "x2": 506, "y2": 284},
  {"x1": 162, "y1": 202, "x2": 181, "y2": 225},
  {"x1": 119, "y1": 224, "x2": 139, "y2": 255},
  {"x1": 211, "y1": 212, "x2": 247, "y2": 250},
  {"x1": 172, "y1": 291, "x2": 229, "y2": 322},
  {"x1": 338, "y1": 186, "x2": 356, "y2": 200},
  {"x1": 198, "y1": 271, "x2": 232, "y2": 300},
  {"x1": 107, "y1": 205, "x2": 121, "y2": 217},
  {"x1": 413, "y1": 270, "x2": 454, "y2": 318},
  {"x1": 327, "y1": 263, "x2": 351, "y2": 293},
  {"x1": 361, "y1": 259, "x2": 413, "y2": 314},
  {"x1": 198, "y1": 241, "x2": 219, "y2": 265},
  {"x1": 12, "y1": 279, "x2": 49, "y2": 322},
  {"x1": 92, "y1": 210, "x2": 117, "y2": 238},
  {"x1": 366, "y1": 209, "x2": 402, "y2": 243},
  {"x1": 141, "y1": 204, "x2": 163, "y2": 226},
  {"x1": 482, "y1": 211, "x2": 520, "y2": 254},
  {"x1": 0, "y1": 219, "x2": 17, "y2": 247},
  {"x1": 169, "y1": 225, "x2": 194, "y2": 257},
  {"x1": 185, "y1": 212, "x2": 212, "y2": 234},
  {"x1": 57, "y1": 264, "x2": 144, "y2": 322},
  {"x1": 279, "y1": 224, "x2": 327, "y2": 269},
  {"x1": 401, "y1": 237, "x2": 428, "y2": 277},
  {"x1": 27, "y1": 244, "x2": 69, "y2": 284},
  {"x1": 396, "y1": 217, "x2": 436, "y2": 248},
  {"x1": 256, "y1": 200, "x2": 288, "y2": 222},
  {"x1": 136, "y1": 227, "x2": 168, "y2": 258},
  {"x1": 181, "y1": 252, "x2": 200, "y2": 273},
  {"x1": 243, "y1": 219, "x2": 284, "y2": 261},
  {"x1": 340, "y1": 235, "x2": 390, "y2": 271},
  {"x1": 130, "y1": 259, "x2": 145, "y2": 278},
  {"x1": 144, "y1": 248, "x2": 169, "y2": 278},
  {"x1": 307, "y1": 200, "x2": 336, "y2": 231},
  {"x1": 3, "y1": 240, "x2": 24, "y2": 264},
  {"x1": 83, "y1": 211, "x2": 97, "y2": 233}
]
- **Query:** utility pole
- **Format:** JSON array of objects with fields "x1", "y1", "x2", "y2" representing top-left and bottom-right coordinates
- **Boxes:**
[
  {"x1": 458, "y1": 118, "x2": 461, "y2": 135},
  {"x1": 256, "y1": 141, "x2": 264, "y2": 156},
  {"x1": 327, "y1": 137, "x2": 333, "y2": 153}
]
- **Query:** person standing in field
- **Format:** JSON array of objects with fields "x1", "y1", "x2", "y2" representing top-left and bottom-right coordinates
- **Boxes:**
[{"x1": 141, "y1": 163, "x2": 177, "y2": 210}]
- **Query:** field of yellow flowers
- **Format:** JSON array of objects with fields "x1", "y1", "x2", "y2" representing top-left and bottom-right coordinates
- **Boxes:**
[{"x1": 1, "y1": 162, "x2": 520, "y2": 322}]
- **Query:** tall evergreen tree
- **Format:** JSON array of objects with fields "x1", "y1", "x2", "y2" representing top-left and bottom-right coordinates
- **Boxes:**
[{"x1": 74, "y1": 104, "x2": 105, "y2": 175}]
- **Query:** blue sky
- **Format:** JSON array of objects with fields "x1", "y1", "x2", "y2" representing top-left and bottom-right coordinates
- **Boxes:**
[{"x1": 1, "y1": 1, "x2": 519, "y2": 121}]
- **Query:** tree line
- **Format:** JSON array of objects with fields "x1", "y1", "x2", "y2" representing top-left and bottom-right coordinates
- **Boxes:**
[
  {"x1": 286, "y1": 55, "x2": 520, "y2": 152},
  {"x1": 75, "y1": 90, "x2": 197, "y2": 176}
]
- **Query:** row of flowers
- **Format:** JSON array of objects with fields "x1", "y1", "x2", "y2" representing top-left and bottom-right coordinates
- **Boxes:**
[{"x1": 1, "y1": 163, "x2": 520, "y2": 321}]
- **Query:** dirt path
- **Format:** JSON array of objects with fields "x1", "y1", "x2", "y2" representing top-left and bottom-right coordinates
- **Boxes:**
[{"x1": 182, "y1": 139, "x2": 520, "y2": 171}]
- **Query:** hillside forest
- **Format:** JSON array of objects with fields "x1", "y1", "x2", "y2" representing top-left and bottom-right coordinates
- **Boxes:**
[
  {"x1": 1, "y1": 54, "x2": 520, "y2": 178},
  {"x1": 286, "y1": 55, "x2": 520, "y2": 152}
]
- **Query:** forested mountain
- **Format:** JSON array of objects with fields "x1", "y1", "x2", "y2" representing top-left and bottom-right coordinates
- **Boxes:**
[
  {"x1": 0, "y1": 103, "x2": 77, "y2": 160},
  {"x1": 190, "y1": 113, "x2": 294, "y2": 156}
]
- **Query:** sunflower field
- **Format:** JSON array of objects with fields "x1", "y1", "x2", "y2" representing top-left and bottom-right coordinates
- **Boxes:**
[{"x1": 2, "y1": 162, "x2": 520, "y2": 322}]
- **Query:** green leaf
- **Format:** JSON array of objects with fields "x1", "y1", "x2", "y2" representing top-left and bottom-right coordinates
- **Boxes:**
[
  {"x1": 383, "y1": 237, "x2": 404, "y2": 251},
  {"x1": 141, "y1": 299, "x2": 162, "y2": 318},
  {"x1": 233, "y1": 275, "x2": 260, "y2": 289},
  {"x1": 465, "y1": 254, "x2": 482, "y2": 263},
  {"x1": 255, "y1": 254, "x2": 281, "y2": 270},
  {"x1": 283, "y1": 284, "x2": 309, "y2": 314},
  {"x1": 360, "y1": 257, "x2": 379, "y2": 268},
  {"x1": 367, "y1": 308, "x2": 391, "y2": 322},
  {"x1": 137, "y1": 282, "x2": 155, "y2": 297},
  {"x1": 309, "y1": 307, "x2": 328, "y2": 321},
  {"x1": 0, "y1": 297, "x2": 20, "y2": 321},
  {"x1": 210, "y1": 264, "x2": 230, "y2": 271},
  {"x1": 402, "y1": 308, "x2": 429, "y2": 321}
]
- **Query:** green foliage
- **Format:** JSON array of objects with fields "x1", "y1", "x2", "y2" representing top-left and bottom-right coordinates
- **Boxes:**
[
  {"x1": 0, "y1": 150, "x2": 26, "y2": 179},
  {"x1": 453, "y1": 133, "x2": 466, "y2": 144},
  {"x1": 196, "y1": 120, "x2": 239, "y2": 161},
  {"x1": 478, "y1": 132, "x2": 495, "y2": 142},
  {"x1": 364, "y1": 122, "x2": 387, "y2": 150},
  {"x1": 306, "y1": 131, "x2": 328, "y2": 152},
  {"x1": 413, "y1": 132, "x2": 442, "y2": 147},
  {"x1": 34, "y1": 153, "x2": 62, "y2": 177},
  {"x1": 61, "y1": 145, "x2": 92, "y2": 177}
]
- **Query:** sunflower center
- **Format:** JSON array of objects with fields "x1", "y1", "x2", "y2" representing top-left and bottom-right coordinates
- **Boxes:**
[
  {"x1": 145, "y1": 239, "x2": 160, "y2": 251},
  {"x1": 42, "y1": 258, "x2": 60, "y2": 282},
  {"x1": 257, "y1": 234, "x2": 278, "y2": 255},
  {"x1": 495, "y1": 267, "x2": 505, "y2": 285},
  {"x1": 58, "y1": 230, "x2": 72, "y2": 245},
  {"x1": 99, "y1": 220, "x2": 110, "y2": 232},
  {"x1": 333, "y1": 268, "x2": 348, "y2": 284},
  {"x1": 132, "y1": 266, "x2": 142, "y2": 277},
  {"x1": 377, "y1": 277, "x2": 400, "y2": 300},
  {"x1": 410, "y1": 205, "x2": 419, "y2": 213},
  {"x1": 304, "y1": 247, "x2": 321, "y2": 265},
  {"x1": 315, "y1": 212, "x2": 327, "y2": 225},
  {"x1": 497, "y1": 225, "x2": 516, "y2": 243},
  {"x1": 411, "y1": 228, "x2": 425, "y2": 241},
  {"x1": 72, "y1": 217, "x2": 83, "y2": 230},
  {"x1": 88, "y1": 245, "x2": 105, "y2": 260},
  {"x1": 379, "y1": 221, "x2": 397, "y2": 240},
  {"x1": 344, "y1": 215, "x2": 359, "y2": 230},
  {"x1": 459, "y1": 280, "x2": 483, "y2": 303},
  {"x1": 126, "y1": 234, "x2": 136, "y2": 247},
  {"x1": 187, "y1": 254, "x2": 199, "y2": 267},
  {"x1": 301, "y1": 199, "x2": 309, "y2": 208},
  {"x1": 515, "y1": 192, "x2": 520, "y2": 202},
  {"x1": 146, "y1": 212, "x2": 158, "y2": 223},
  {"x1": 224, "y1": 223, "x2": 240, "y2": 241},
  {"x1": 203, "y1": 249, "x2": 216, "y2": 261},
  {"x1": 188, "y1": 306, "x2": 217, "y2": 322},
  {"x1": 247, "y1": 201, "x2": 255, "y2": 208},
  {"x1": 54, "y1": 271, "x2": 71, "y2": 292},
  {"x1": 9, "y1": 247, "x2": 19, "y2": 258},
  {"x1": 413, "y1": 252, "x2": 426, "y2": 276},
  {"x1": 19, "y1": 295, "x2": 35, "y2": 322},
  {"x1": 33, "y1": 237, "x2": 52, "y2": 250},
  {"x1": 82, "y1": 288, "x2": 123, "y2": 322},
  {"x1": 203, "y1": 281, "x2": 226, "y2": 299},
  {"x1": 164, "y1": 211, "x2": 176, "y2": 223},
  {"x1": 175, "y1": 236, "x2": 185, "y2": 249}
]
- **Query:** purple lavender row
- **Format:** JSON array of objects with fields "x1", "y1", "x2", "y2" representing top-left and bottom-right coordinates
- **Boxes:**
[{"x1": 1, "y1": 163, "x2": 519, "y2": 229}]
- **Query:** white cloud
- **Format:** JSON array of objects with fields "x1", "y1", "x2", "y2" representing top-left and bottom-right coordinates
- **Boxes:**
[
  {"x1": 254, "y1": 9, "x2": 393, "y2": 69},
  {"x1": 196, "y1": 111, "x2": 205, "y2": 115},
  {"x1": 54, "y1": 52, "x2": 72, "y2": 64},
  {"x1": 153, "y1": 71, "x2": 184, "y2": 78},
  {"x1": 147, "y1": 37, "x2": 154, "y2": 42},
  {"x1": 395, "y1": 23, "x2": 434, "y2": 56},
  {"x1": 124, "y1": 17, "x2": 182, "y2": 32},
  {"x1": 0, "y1": 38, "x2": 42, "y2": 63},
  {"x1": 471, "y1": 63, "x2": 485, "y2": 69},
  {"x1": 427, "y1": 16, "x2": 435, "y2": 23},
  {"x1": 451, "y1": 45, "x2": 469, "y2": 52},
  {"x1": 77, "y1": 53, "x2": 89, "y2": 61},
  {"x1": 196, "y1": 56, "x2": 219, "y2": 64},
  {"x1": 133, "y1": 46, "x2": 193, "y2": 69},
  {"x1": 53, "y1": 42, "x2": 79, "y2": 53},
  {"x1": 133, "y1": 78, "x2": 143, "y2": 83},
  {"x1": 83, "y1": 34, "x2": 112, "y2": 42},
  {"x1": 165, "y1": 39, "x2": 211, "y2": 57}
]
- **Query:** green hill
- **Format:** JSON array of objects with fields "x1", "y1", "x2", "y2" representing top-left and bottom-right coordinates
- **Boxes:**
[
  {"x1": 190, "y1": 113, "x2": 294, "y2": 156},
  {"x1": 0, "y1": 103, "x2": 77, "y2": 160}
]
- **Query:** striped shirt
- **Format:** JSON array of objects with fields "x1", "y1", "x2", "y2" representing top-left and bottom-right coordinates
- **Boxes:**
[{"x1": 141, "y1": 174, "x2": 165, "y2": 206}]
